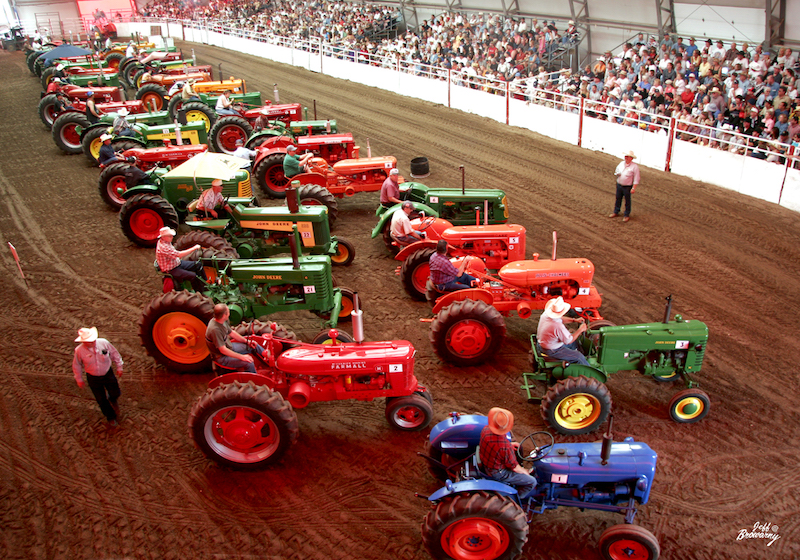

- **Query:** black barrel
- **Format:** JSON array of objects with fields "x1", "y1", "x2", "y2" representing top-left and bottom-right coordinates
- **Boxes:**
[{"x1": 410, "y1": 156, "x2": 430, "y2": 178}]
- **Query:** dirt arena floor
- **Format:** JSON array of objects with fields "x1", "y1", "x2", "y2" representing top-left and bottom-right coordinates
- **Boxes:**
[{"x1": 1, "y1": 41, "x2": 798, "y2": 560}]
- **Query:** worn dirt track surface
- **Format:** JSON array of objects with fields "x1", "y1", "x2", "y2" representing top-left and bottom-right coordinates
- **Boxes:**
[{"x1": 1, "y1": 42, "x2": 799, "y2": 560}]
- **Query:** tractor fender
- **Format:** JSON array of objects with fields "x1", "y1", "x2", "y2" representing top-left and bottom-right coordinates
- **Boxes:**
[
  {"x1": 248, "y1": 129, "x2": 284, "y2": 146},
  {"x1": 432, "y1": 288, "x2": 494, "y2": 314},
  {"x1": 122, "y1": 184, "x2": 160, "y2": 200},
  {"x1": 252, "y1": 134, "x2": 293, "y2": 152},
  {"x1": 371, "y1": 203, "x2": 439, "y2": 238},
  {"x1": 395, "y1": 240, "x2": 439, "y2": 262},
  {"x1": 79, "y1": 122, "x2": 112, "y2": 141},
  {"x1": 292, "y1": 172, "x2": 327, "y2": 189},
  {"x1": 253, "y1": 145, "x2": 288, "y2": 165},
  {"x1": 429, "y1": 479, "x2": 518, "y2": 502},
  {"x1": 184, "y1": 219, "x2": 229, "y2": 231},
  {"x1": 208, "y1": 371, "x2": 271, "y2": 390},
  {"x1": 559, "y1": 364, "x2": 608, "y2": 384},
  {"x1": 227, "y1": 196, "x2": 256, "y2": 207}
]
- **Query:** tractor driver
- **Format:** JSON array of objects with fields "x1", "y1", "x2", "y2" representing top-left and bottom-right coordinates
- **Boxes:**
[
  {"x1": 97, "y1": 133, "x2": 152, "y2": 187},
  {"x1": 112, "y1": 107, "x2": 135, "y2": 137},
  {"x1": 195, "y1": 179, "x2": 232, "y2": 218},
  {"x1": 155, "y1": 226, "x2": 207, "y2": 292},
  {"x1": 380, "y1": 168, "x2": 402, "y2": 209},
  {"x1": 429, "y1": 239, "x2": 478, "y2": 292},
  {"x1": 282, "y1": 144, "x2": 313, "y2": 178},
  {"x1": 536, "y1": 296, "x2": 589, "y2": 366},
  {"x1": 479, "y1": 407, "x2": 537, "y2": 498},
  {"x1": 390, "y1": 201, "x2": 426, "y2": 247},
  {"x1": 215, "y1": 90, "x2": 238, "y2": 116},
  {"x1": 205, "y1": 303, "x2": 265, "y2": 374},
  {"x1": 181, "y1": 79, "x2": 200, "y2": 103}
]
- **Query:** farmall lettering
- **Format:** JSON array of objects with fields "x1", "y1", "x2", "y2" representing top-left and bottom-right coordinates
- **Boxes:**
[
  {"x1": 330, "y1": 361, "x2": 367, "y2": 370},
  {"x1": 239, "y1": 220, "x2": 316, "y2": 247}
]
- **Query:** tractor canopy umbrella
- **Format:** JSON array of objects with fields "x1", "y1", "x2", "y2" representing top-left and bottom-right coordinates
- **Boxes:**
[
  {"x1": 39, "y1": 44, "x2": 94, "y2": 64},
  {"x1": 162, "y1": 151, "x2": 250, "y2": 191}
]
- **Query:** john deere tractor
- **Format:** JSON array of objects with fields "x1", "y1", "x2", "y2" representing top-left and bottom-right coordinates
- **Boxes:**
[{"x1": 522, "y1": 295, "x2": 711, "y2": 435}]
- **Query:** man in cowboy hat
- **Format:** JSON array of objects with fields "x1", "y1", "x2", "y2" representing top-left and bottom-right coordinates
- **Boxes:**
[
  {"x1": 97, "y1": 133, "x2": 121, "y2": 166},
  {"x1": 282, "y1": 144, "x2": 313, "y2": 178},
  {"x1": 112, "y1": 107, "x2": 135, "y2": 137},
  {"x1": 478, "y1": 407, "x2": 537, "y2": 497},
  {"x1": 72, "y1": 327, "x2": 123, "y2": 426},
  {"x1": 536, "y1": 296, "x2": 589, "y2": 366},
  {"x1": 609, "y1": 150, "x2": 640, "y2": 222},
  {"x1": 195, "y1": 179, "x2": 231, "y2": 218},
  {"x1": 155, "y1": 226, "x2": 207, "y2": 291},
  {"x1": 181, "y1": 78, "x2": 200, "y2": 103}
]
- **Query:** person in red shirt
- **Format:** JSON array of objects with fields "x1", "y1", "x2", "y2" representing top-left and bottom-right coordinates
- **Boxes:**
[
  {"x1": 478, "y1": 407, "x2": 537, "y2": 498},
  {"x1": 155, "y1": 227, "x2": 206, "y2": 290}
]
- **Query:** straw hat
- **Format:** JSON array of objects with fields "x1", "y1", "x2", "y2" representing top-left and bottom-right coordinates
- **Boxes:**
[
  {"x1": 158, "y1": 226, "x2": 176, "y2": 238},
  {"x1": 487, "y1": 407, "x2": 514, "y2": 435},
  {"x1": 75, "y1": 327, "x2": 98, "y2": 343},
  {"x1": 623, "y1": 150, "x2": 637, "y2": 158},
  {"x1": 543, "y1": 296, "x2": 570, "y2": 319}
]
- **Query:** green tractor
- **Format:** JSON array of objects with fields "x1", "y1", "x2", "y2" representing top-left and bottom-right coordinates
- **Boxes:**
[
  {"x1": 119, "y1": 156, "x2": 253, "y2": 247},
  {"x1": 177, "y1": 184, "x2": 355, "y2": 266},
  {"x1": 522, "y1": 295, "x2": 711, "y2": 436},
  {"x1": 139, "y1": 228, "x2": 357, "y2": 373}
]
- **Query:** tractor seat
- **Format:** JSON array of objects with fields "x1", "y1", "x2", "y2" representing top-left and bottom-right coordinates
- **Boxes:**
[
  {"x1": 466, "y1": 445, "x2": 490, "y2": 480},
  {"x1": 531, "y1": 336, "x2": 565, "y2": 369},
  {"x1": 211, "y1": 360, "x2": 239, "y2": 377}
]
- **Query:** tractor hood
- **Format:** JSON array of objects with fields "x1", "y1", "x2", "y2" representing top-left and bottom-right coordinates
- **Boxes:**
[
  {"x1": 499, "y1": 258, "x2": 595, "y2": 289},
  {"x1": 332, "y1": 156, "x2": 396, "y2": 175},
  {"x1": 441, "y1": 224, "x2": 525, "y2": 243},
  {"x1": 276, "y1": 340, "x2": 415, "y2": 375}
]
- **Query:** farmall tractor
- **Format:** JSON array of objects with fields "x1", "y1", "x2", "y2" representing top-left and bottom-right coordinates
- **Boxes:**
[
  {"x1": 522, "y1": 295, "x2": 710, "y2": 435},
  {"x1": 139, "y1": 228, "x2": 358, "y2": 374},
  {"x1": 40, "y1": 93, "x2": 142, "y2": 130},
  {"x1": 176, "y1": 184, "x2": 356, "y2": 266},
  {"x1": 419, "y1": 413, "x2": 661, "y2": 560},
  {"x1": 428, "y1": 232, "x2": 604, "y2": 366},
  {"x1": 129, "y1": 61, "x2": 213, "y2": 90},
  {"x1": 187, "y1": 295, "x2": 433, "y2": 469}
]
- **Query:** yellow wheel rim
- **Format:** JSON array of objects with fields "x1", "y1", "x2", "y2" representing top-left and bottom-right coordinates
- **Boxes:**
[
  {"x1": 554, "y1": 392, "x2": 601, "y2": 430},
  {"x1": 152, "y1": 312, "x2": 209, "y2": 363},
  {"x1": 90, "y1": 137, "x2": 103, "y2": 160},
  {"x1": 185, "y1": 110, "x2": 211, "y2": 132},
  {"x1": 673, "y1": 397, "x2": 705, "y2": 420}
]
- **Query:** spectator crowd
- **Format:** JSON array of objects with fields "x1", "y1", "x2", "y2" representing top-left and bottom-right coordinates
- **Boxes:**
[{"x1": 137, "y1": 0, "x2": 798, "y2": 163}]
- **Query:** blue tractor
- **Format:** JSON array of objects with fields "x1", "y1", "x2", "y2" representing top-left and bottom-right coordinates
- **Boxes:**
[{"x1": 419, "y1": 413, "x2": 660, "y2": 560}]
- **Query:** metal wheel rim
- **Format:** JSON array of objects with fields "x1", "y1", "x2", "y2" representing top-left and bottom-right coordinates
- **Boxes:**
[
  {"x1": 412, "y1": 263, "x2": 429, "y2": 295},
  {"x1": 60, "y1": 124, "x2": 82, "y2": 148},
  {"x1": 140, "y1": 93, "x2": 163, "y2": 110},
  {"x1": 89, "y1": 137, "x2": 103, "y2": 159},
  {"x1": 265, "y1": 165, "x2": 288, "y2": 192},
  {"x1": 673, "y1": 396, "x2": 705, "y2": 420},
  {"x1": 186, "y1": 110, "x2": 212, "y2": 132},
  {"x1": 554, "y1": 392, "x2": 602, "y2": 430},
  {"x1": 390, "y1": 403, "x2": 426, "y2": 429},
  {"x1": 217, "y1": 124, "x2": 246, "y2": 152},
  {"x1": 445, "y1": 319, "x2": 491, "y2": 359},
  {"x1": 606, "y1": 538, "x2": 653, "y2": 560},
  {"x1": 441, "y1": 518, "x2": 510, "y2": 560},
  {"x1": 203, "y1": 405, "x2": 282, "y2": 463},
  {"x1": 107, "y1": 176, "x2": 128, "y2": 205},
  {"x1": 152, "y1": 312, "x2": 210, "y2": 363},
  {"x1": 330, "y1": 245, "x2": 350, "y2": 264},
  {"x1": 129, "y1": 207, "x2": 165, "y2": 241}
]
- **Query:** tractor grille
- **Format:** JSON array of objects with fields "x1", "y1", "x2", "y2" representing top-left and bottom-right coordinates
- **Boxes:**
[
  {"x1": 238, "y1": 177, "x2": 252, "y2": 197},
  {"x1": 690, "y1": 345, "x2": 706, "y2": 370}
]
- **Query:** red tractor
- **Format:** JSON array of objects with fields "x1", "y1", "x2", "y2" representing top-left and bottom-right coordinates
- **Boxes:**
[
  {"x1": 188, "y1": 297, "x2": 434, "y2": 469},
  {"x1": 40, "y1": 96, "x2": 146, "y2": 129},
  {"x1": 395, "y1": 218, "x2": 528, "y2": 300},
  {"x1": 252, "y1": 132, "x2": 360, "y2": 197},
  {"x1": 208, "y1": 102, "x2": 306, "y2": 154},
  {"x1": 427, "y1": 232, "x2": 606, "y2": 366},
  {"x1": 98, "y1": 141, "x2": 209, "y2": 209}
]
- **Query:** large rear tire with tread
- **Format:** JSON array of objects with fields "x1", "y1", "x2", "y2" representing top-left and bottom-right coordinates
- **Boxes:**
[
  {"x1": 175, "y1": 230, "x2": 237, "y2": 255},
  {"x1": 209, "y1": 116, "x2": 253, "y2": 154},
  {"x1": 27, "y1": 50, "x2": 44, "y2": 74},
  {"x1": 598, "y1": 524, "x2": 660, "y2": 560},
  {"x1": 189, "y1": 381, "x2": 299, "y2": 469},
  {"x1": 40, "y1": 66, "x2": 57, "y2": 89},
  {"x1": 430, "y1": 299, "x2": 505, "y2": 366},
  {"x1": 139, "y1": 290, "x2": 215, "y2": 372},
  {"x1": 182, "y1": 102, "x2": 217, "y2": 133},
  {"x1": 121, "y1": 61, "x2": 143, "y2": 88},
  {"x1": 119, "y1": 193, "x2": 179, "y2": 247},
  {"x1": 401, "y1": 247, "x2": 435, "y2": 301},
  {"x1": 166, "y1": 95, "x2": 184, "y2": 120},
  {"x1": 98, "y1": 162, "x2": 134, "y2": 210},
  {"x1": 296, "y1": 184, "x2": 338, "y2": 227},
  {"x1": 136, "y1": 83, "x2": 168, "y2": 111},
  {"x1": 233, "y1": 320, "x2": 299, "y2": 354},
  {"x1": 82, "y1": 126, "x2": 110, "y2": 164},
  {"x1": 52, "y1": 112, "x2": 91, "y2": 154},
  {"x1": 38, "y1": 93, "x2": 60, "y2": 128},
  {"x1": 541, "y1": 375, "x2": 612, "y2": 435},
  {"x1": 422, "y1": 491, "x2": 528, "y2": 560},
  {"x1": 253, "y1": 152, "x2": 289, "y2": 198},
  {"x1": 104, "y1": 51, "x2": 125, "y2": 69}
]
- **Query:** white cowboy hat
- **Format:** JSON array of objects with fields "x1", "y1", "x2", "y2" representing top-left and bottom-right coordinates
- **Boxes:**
[
  {"x1": 623, "y1": 150, "x2": 637, "y2": 158},
  {"x1": 543, "y1": 296, "x2": 571, "y2": 319},
  {"x1": 100, "y1": 133, "x2": 113, "y2": 141},
  {"x1": 117, "y1": 108, "x2": 129, "y2": 116},
  {"x1": 158, "y1": 226, "x2": 176, "y2": 238},
  {"x1": 75, "y1": 327, "x2": 98, "y2": 343},
  {"x1": 487, "y1": 407, "x2": 514, "y2": 435}
]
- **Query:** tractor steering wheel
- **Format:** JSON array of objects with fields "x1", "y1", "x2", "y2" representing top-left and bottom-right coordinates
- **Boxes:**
[
  {"x1": 516, "y1": 431, "x2": 555, "y2": 463},
  {"x1": 418, "y1": 215, "x2": 436, "y2": 232}
]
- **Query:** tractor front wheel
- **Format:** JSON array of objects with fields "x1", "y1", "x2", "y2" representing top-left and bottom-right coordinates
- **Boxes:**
[
  {"x1": 254, "y1": 152, "x2": 289, "y2": 198},
  {"x1": 401, "y1": 247, "x2": 435, "y2": 301},
  {"x1": 139, "y1": 290, "x2": 215, "y2": 372},
  {"x1": 668, "y1": 389, "x2": 710, "y2": 423},
  {"x1": 541, "y1": 375, "x2": 612, "y2": 435},
  {"x1": 385, "y1": 393, "x2": 433, "y2": 431},
  {"x1": 120, "y1": 193, "x2": 179, "y2": 247},
  {"x1": 209, "y1": 116, "x2": 253, "y2": 153},
  {"x1": 296, "y1": 184, "x2": 338, "y2": 227},
  {"x1": 430, "y1": 299, "x2": 506, "y2": 366},
  {"x1": 98, "y1": 163, "x2": 133, "y2": 210},
  {"x1": 598, "y1": 524, "x2": 660, "y2": 560},
  {"x1": 189, "y1": 381, "x2": 299, "y2": 469},
  {"x1": 52, "y1": 113, "x2": 91, "y2": 154},
  {"x1": 422, "y1": 491, "x2": 528, "y2": 560},
  {"x1": 330, "y1": 237, "x2": 355, "y2": 266}
]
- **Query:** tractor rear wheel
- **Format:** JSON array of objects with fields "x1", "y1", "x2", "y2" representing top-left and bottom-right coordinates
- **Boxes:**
[
  {"x1": 381, "y1": 220, "x2": 399, "y2": 254},
  {"x1": 541, "y1": 376, "x2": 612, "y2": 435},
  {"x1": 52, "y1": 112, "x2": 91, "y2": 154},
  {"x1": 27, "y1": 50, "x2": 44, "y2": 74},
  {"x1": 175, "y1": 230, "x2": 237, "y2": 255},
  {"x1": 254, "y1": 152, "x2": 289, "y2": 198},
  {"x1": 385, "y1": 393, "x2": 433, "y2": 431},
  {"x1": 209, "y1": 116, "x2": 253, "y2": 154},
  {"x1": 132, "y1": 69, "x2": 148, "y2": 90},
  {"x1": 166, "y1": 95, "x2": 184, "y2": 120},
  {"x1": 598, "y1": 524, "x2": 660, "y2": 560},
  {"x1": 296, "y1": 184, "x2": 338, "y2": 227},
  {"x1": 139, "y1": 290, "x2": 215, "y2": 372},
  {"x1": 120, "y1": 193, "x2": 179, "y2": 247},
  {"x1": 668, "y1": 389, "x2": 710, "y2": 424},
  {"x1": 423, "y1": 440, "x2": 462, "y2": 482},
  {"x1": 98, "y1": 162, "x2": 133, "y2": 210},
  {"x1": 430, "y1": 299, "x2": 505, "y2": 366},
  {"x1": 40, "y1": 66, "x2": 56, "y2": 89},
  {"x1": 82, "y1": 126, "x2": 109, "y2": 164},
  {"x1": 38, "y1": 93, "x2": 60, "y2": 128},
  {"x1": 401, "y1": 247, "x2": 435, "y2": 301},
  {"x1": 121, "y1": 61, "x2": 143, "y2": 88},
  {"x1": 110, "y1": 139, "x2": 139, "y2": 153},
  {"x1": 330, "y1": 237, "x2": 355, "y2": 266},
  {"x1": 182, "y1": 102, "x2": 217, "y2": 134},
  {"x1": 136, "y1": 83, "x2": 168, "y2": 111},
  {"x1": 104, "y1": 51, "x2": 124, "y2": 69},
  {"x1": 422, "y1": 491, "x2": 528, "y2": 560},
  {"x1": 189, "y1": 381, "x2": 299, "y2": 469}
]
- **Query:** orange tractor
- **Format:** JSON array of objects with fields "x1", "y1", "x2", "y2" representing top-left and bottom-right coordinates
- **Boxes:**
[{"x1": 427, "y1": 232, "x2": 606, "y2": 366}]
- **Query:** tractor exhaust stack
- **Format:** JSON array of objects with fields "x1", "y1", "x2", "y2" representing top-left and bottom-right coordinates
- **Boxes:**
[
  {"x1": 286, "y1": 181, "x2": 300, "y2": 213},
  {"x1": 551, "y1": 231, "x2": 557, "y2": 261},
  {"x1": 663, "y1": 294, "x2": 673, "y2": 323},
  {"x1": 601, "y1": 415, "x2": 614, "y2": 465},
  {"x1": 289, "y1": 226, "x2": 300, "y2": 269},
  {"x1": 273, "y1": 83, "x2": 280, "y2": 103},
  {"x1": 460, "y1": 165, "x2": 465, "y2": 194},
  {"x1": 351, "y1": 292, "x2": 364, "y2": 344}
]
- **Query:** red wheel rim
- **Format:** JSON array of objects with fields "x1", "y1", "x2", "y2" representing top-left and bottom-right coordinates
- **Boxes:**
[
  {"x1": 45, "y1": 105, "x2": 57, "y2": 125},
  {"x1": 129, "y1": 208, "x2": 165, "y2": 241},
  {"x1": 441, "y1": 518, "x2": 510, "y2": 560},
  {"x1": 204, "y1": 406, "x2": 282, "y2": 463},
  {"x1": 140, "y1": 93, "x2": 163, "y2": 111},
  {"x1": 265, "y1": 164, "x2": 289, "y2": 193},
  {"x1": 390, "y1": 404, "x2": 426, "y2": 429},
  {"x1": 446, "y1": 319, "x2": 491, "y2": 359},
  {"x1": 606, "y1": 539, "x2": 653, "y2": 559},
  {"x1": 412, "y1": 262, "x2": 430, "y2": 295},
  {"x1": 300, "y1": 197, "x2": 322, "y2": 207},
  {"x1": 60, "y1": 123, "x2": 81, "y2": 147},
  {"x1": 107, "y1": 176, "x2": 128, "y2": 205},
  {"x1": 217, "y1": 124, "x2": 247, "y2": 153}
]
